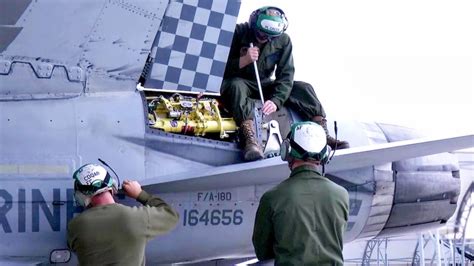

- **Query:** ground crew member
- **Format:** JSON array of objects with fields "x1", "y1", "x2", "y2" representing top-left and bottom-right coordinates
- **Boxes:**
[
  {"x1": 252, "y1": 121, "x2": 349, "y2": 265},
  {"x1": 221, "y1": 6, "x2": 349, "y2": 162},
  {"x1": 67, "y1": 163, "x2": 179, "y2": 266}
]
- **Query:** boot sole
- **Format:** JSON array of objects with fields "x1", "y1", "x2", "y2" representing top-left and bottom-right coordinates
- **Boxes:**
[{"x1": 244, "y1": 151, "x2": 264, "y2": 161}]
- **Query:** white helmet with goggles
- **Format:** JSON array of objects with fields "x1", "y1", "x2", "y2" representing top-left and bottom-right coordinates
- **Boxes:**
[
  {"x1": 72, "y1": 163, "x2": 118, "y2": 207},
  {"x1": 249, "y1": 6, "x2": 288, "y2": 40}
]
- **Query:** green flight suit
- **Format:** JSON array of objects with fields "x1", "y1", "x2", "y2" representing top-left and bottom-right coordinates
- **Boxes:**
[
  {"x1": 253, "y1": 165, "x2": 349, "y2": 266},
  {"x1": 221, "y1": 22, "x2": 326, "y2": 125},
  {"x1": 67, "y1": 191, "x2": 179, "y2": 266}
]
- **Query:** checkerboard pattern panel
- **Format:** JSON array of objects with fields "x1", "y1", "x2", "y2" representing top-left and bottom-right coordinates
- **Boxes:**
[{"x1": 145, "y1": 0, "x2": 240, "y2": 93}]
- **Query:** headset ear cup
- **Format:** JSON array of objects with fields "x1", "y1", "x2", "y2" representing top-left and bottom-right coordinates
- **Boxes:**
[
  {"x1": 280, "y1": 139, "x2": 290, "y2": 161},
  {"x1": 74, "y1": 191, "x2": 86, "y2": 207},
  {"x1": 250, "y1": 7, "x2": 265, "y2": 27},
  {"x1": 111, "y1": 178, "x2": 118, "y2": 194},
  {"x1": 277, "y1": 8, "x2": 288, "y2": 31},
  {"x1": 320, "y1": 145, "x2": 331, "y2": 164},
  {"x1": 280, "y1": 140, "x2": 286, "y2": 161}
]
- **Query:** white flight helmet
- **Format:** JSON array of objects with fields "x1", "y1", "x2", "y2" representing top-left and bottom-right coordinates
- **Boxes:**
[
  {"x1": 280, "y1": 121, "x2": 330, "y2": 163},
  {"x1": 72, "y1": 163, "x2": 118, "y2": 207}
]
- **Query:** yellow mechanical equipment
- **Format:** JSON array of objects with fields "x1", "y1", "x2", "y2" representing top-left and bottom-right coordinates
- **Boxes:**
[{"x1": 148, "y1": 94, "x2": 237, "y2": 139}]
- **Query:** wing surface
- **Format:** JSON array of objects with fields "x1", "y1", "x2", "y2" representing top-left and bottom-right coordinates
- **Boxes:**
[{"x1": 142, "y1": 134, "x2": 474, "y2": 192}]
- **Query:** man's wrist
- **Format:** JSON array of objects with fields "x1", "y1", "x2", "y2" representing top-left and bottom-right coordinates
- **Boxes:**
[
  {"x1": 136, "y1": 190, "x2": 151, "y2": 204},
  {"x1": 270, "y1": 97, "x2": 282, "y2": 110},
  {"x1": 239, "y1": 56, "x2": 250, "y2": 68}
]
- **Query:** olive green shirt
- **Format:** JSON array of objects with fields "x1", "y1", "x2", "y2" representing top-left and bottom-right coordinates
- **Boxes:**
[
  {"x1": 67, "y1": 191, "x2": 179, "y2": 266},
  {"x1": 224, "y1": 22, "x2": 295, "y2": 109},
  {"x1": 253, "y1": 165, "x2": 349, "y2": 266}
]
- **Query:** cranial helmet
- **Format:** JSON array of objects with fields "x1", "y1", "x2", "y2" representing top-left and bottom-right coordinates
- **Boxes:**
[
  {"x1": 280, "y1": 122, "x2": 330, "y2": 163},
  {"x1": 72, "y1": 163, "x2": 118, "y2": 207},
  {"x1": 249, "y1": 6, "x2": 288, "y2": 40}
]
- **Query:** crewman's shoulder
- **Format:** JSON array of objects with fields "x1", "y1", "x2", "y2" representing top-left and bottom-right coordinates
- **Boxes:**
[
  {"x1": 68, "y1": 204, "x2": 127, "y2": 223},
  {"x1": 275, "y1": 32, "x2": 291, "y2": 45},
  {"x1": 323, "y1": 178, "x2": 349, "y2": 197},
  {"x1": 260, "y1": 183, "x2": 286, "y2": 202},
  {"x1": 280, "y1": 32, "x2": 291, "y2": 41},
  {"x1": 235, "y1": 22, "x2": 250, "y2": 34},
  {"x1": 261, "y1": 179, "x2": 294, "y2": 199}
]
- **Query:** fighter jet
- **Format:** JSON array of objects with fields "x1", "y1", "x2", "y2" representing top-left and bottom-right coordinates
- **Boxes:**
[{"x1": 0, "y1": 0, "x2": 473, "y2": 264}]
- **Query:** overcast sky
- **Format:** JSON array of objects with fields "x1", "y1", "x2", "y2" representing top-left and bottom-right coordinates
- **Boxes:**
[{"x1": 237, "y1": 0, "x2": 474, "y2": 137}]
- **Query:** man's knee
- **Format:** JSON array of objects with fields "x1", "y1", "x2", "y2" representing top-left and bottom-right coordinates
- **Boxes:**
[
  {"x1": 293, "y1": 81, "x2": 314, "y2": 91},
  {"x1": 221, "y1": 78, "x2": 255, "y2": 106}
]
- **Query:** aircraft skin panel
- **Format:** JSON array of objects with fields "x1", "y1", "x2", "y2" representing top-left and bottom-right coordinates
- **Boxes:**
[
  {"x1": 145, "y1": 186, "x2": 257, "y2": 263},
  {"x1": 0, "y1": 0, "x2": 32, "y2": 26},
  {"x1": 0, "y1": 91, "x2": 148, "y2": 261},
  {"x1": 0, "y1": 61, "x2": 85, "y2": 100},
  {"x1": 1, "y1": 1, "x2": 103, "y2": 62},
  {"x1": 143, "y1": 0, "x2": 241, "y2": 94},
  {"x1": 332, "y1": 121, "x2": 394, "y2": 240},
  {"x1": 144, "y1": 128, "x2": 242, "y2": 167},
  {"x1": 0, "y1": 100, "x2": 77, "y2": 160},
  {"x1": 0, "y1": 91, "x2": 147, "y2": 181},
  {"x1": 145, "y1": 145, "x2": 212, "y2": 178},
  {"x1": 141, "y1": 185, "x2": 375, "y2": 263},
  {"x1": 0, "y1": 0, "x2": 168, "y2": 93},
  {"x1": 382, "y1": 200, "x2": 456, "y2": 230},
  {"x1": 378, "y1": 123, "x2": 460, "y2": 171},
  {"x1": 375, "y1": 123, "x2": 461, "y2": 237},
  {"x1": 0, "y1": 26, "x2": 22, "y2": 53},
  {"x1": 0, "y1": 178, "x2": 74, "y2": 258},
  {"x1": 141, "y1": 133, "x2": 474, "y2": 192},
  {"x1": 393, "y1": 172, "x2": 459, "y2": 203},
  {"x1": 82, "y1": 0, "x2": 167, "y2": 92}
]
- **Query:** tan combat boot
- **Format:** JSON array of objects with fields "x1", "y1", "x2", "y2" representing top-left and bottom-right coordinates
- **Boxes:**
[
  {"x1": 240, "y1": 119, "x2": 264, "y2": 161},
  {"x1": 312, "y1": 116, "x2": 350, "y2": 150}
]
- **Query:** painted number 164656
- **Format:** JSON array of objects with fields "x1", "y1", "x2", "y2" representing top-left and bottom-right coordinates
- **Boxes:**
[{"x1": 183, "y1": 209, "x2": 243, "y2": 226}]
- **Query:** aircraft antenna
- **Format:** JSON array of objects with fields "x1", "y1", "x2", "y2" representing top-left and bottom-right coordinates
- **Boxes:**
[{"x1": 98, "y1": 158, "x2": 122, "y2": 189}]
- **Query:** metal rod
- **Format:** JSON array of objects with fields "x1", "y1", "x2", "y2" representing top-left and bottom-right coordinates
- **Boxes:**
[
  {"x1": 377, "y1": 240, "x2": 380, "y2": 266},
  {"x1": 419, "y1": 233, "x2": 425, "y2": 266},
  {"x1": 436, "y1": 231, "x2": 442, "y2": 265},
  {"x1": 250, "y1": 43, "x2": 265, "y2": 106}
]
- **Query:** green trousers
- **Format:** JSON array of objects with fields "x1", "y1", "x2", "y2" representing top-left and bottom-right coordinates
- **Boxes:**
[{"x1": 220, "y1": 77, "x2": 326, "y2": 125}]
